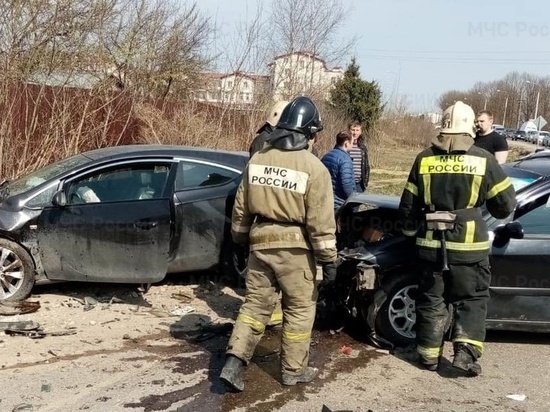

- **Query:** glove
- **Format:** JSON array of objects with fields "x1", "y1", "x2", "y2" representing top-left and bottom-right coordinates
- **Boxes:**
[
  {"x1": 318, "y1": 262, "x2": 337, "y2": 300},
  {"x1": 321, "y1": 262, "x2": 337, "y2": 283}
]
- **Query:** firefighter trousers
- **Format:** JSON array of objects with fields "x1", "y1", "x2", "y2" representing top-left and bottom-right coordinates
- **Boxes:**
[
  {"x1": 415, "y1": 258, "x2": 491, "y2": 360},
  {"x1": 226, "y1": 247, "x2": 318, "y2": 375}
]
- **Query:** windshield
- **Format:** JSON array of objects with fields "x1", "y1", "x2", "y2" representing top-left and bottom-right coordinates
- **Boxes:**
[{"x1": 1, "y1": 154, "x2": 91, "y2": 199}]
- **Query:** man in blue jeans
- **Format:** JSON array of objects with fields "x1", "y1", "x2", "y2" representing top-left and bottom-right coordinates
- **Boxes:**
[{"x1": 321, "y1": 131, "x2": 356, "y2": 211}]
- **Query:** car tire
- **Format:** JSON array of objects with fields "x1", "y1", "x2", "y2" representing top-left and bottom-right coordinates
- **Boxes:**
[
  {"x1": 374, "y1": 273, "x2": 418, "y2": 346},
  {"x1": 0, "y1": 238, "x2": 35, "y2": 302},
  {"x1": 372, "y1": 272, "x2": 454, "y2": 347}
]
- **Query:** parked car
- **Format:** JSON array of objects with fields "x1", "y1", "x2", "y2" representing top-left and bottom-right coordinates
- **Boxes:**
[
  {"x1": 540, "y1": 131, "x2": 550, "y2": 147},
  {"x1": 526, "y1": 130, "x2": 543, "y2": 144},
  {"x1": 0, "y1": 145, "x2": 249, "y2": 302},
  {"x1": 336, "y1": 167, "x2": 550, "y2": 346},
  {"x1": 512, "y1": 130, "x2": 528, "y2": 141},
  {"x1": 503, "y1": 128, "x2": 516, "y2": 139}
]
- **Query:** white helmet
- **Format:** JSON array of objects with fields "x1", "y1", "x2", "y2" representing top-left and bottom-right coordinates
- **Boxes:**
[
  {"x1": 440, "y1": 101, "x2": 476, "y2": 138},
  {"x1": 266, "y1": 100, "x2": 289, "y2": 127}
]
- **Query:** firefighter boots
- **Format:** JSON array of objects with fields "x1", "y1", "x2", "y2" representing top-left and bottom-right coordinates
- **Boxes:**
[
  {"x1": 281, "y1": 366, "x2": 318, "y2": 386},
  {"x1": 452, "y1": 343, "x2": 481, "y2": 376},
  {"x1": 220, "y1": 355, "x2": 245, "y2": 392}
]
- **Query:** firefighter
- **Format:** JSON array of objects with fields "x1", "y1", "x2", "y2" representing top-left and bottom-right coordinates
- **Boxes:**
[
  {"x1": 399, "y1": 101, "x2": 516, "y2": 376},
  {"x1": 220, "y1": 96, "x2": 337, "y2": 392},
  {"x1": 247, "y1": 100, "x2": 290, "y2": 329}
]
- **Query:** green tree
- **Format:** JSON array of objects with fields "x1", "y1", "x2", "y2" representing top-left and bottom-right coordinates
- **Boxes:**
[{"x1": 330, "y1": 57, "x2": 383, "y2": 133}]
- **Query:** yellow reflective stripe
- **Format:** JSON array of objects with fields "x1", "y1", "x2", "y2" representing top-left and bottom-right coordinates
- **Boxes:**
[
  {"x1": 311, "y1": 238, "x2": 336, "y2": 249},
  {"x1": 417, "y1": 344, "x2": 443, "y2": 359},
  {"x1": 487, "y1": 177, "x2": 513, "y2": 199},
  {"x1": 419, "y1": 155, "x2": 487, "y2": 175},
  {"x1": 467, "y1": 175, "x2": 482, "y2": 208},
  {"x1": 416, "y1": 238, "x2": 490, "y2": 251},
  {"x1": 452, "y1": 338, "x2": 484, "y2": 353},
  {"x1": 236, "y1": 313, "x2": 265, "y2": 333},
  {"x1": 405, "y1": 181, "x2": 418, "y2": 196},
  {"x1": 282, "y1": 330, "x2": 311, "y2": 342},
  {"x1": 270, "y1": 312, "x2": 283, "y2": 322},
  {"x1": 465, "y1": 221, "x2": 475, "y2": 244},
  {"x1": 426, "y1": 230, "x2": 433, "y2": 241},
  {"x1": 232, "y1": 222, "x2": 250, "y2": 233},
  {"x1": 422, "y1": 174, "x2": 432, "y2": 210}
]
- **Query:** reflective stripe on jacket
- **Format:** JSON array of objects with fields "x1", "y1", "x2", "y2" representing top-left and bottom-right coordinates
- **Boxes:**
[{"x1": 399, "y1": 145, "x2": 516, "y2": 264}]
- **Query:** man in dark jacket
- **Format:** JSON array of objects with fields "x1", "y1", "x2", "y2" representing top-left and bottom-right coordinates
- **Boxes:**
[
  {"x1": 348, "y1": 121, "x2": 370, "y2": 192},
  {"x1": 399, "y1": 101, "x2": 516, "y2": 376},
  {"x1": 249, "y1": 100, "x2": 289, "y2": 157},
  {"x1": 321, "y1": 131, "x2": 356, "y2": 211}
]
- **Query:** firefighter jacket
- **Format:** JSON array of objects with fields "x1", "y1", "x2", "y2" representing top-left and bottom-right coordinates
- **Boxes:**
[
  {"x1": 231, "y1": 145, "x2": 337, "y2": 264},
  {"x1": 399, "y1": 133, "x2": 516, "y2": 264}
]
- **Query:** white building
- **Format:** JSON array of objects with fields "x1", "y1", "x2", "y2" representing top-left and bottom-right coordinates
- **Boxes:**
[
  {"x1": 194, "y1": 71, "x2": 270, "y2": 107},
  {"x1": 194, "y1": 51, "x2": 344, "y2": 106},
  {"x1": 268, "y1": 51, "x2": 344, "y2": 101}
]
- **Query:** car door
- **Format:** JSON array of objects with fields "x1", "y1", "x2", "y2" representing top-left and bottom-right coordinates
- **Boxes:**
[
  {"x1": 35, "y1": 160, "x2": 175, "y2": 283},
  {"x1": 488, "y1": 187, "x2": 550, "y2": 329},
  {"x1": 168, "y1": 159, "x2": 241, "y2": 273}
]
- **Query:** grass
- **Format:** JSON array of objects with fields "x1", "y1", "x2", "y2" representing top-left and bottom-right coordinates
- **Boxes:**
[{"x1": 368, "y1": 141, "x2": 535, "y2": 197}]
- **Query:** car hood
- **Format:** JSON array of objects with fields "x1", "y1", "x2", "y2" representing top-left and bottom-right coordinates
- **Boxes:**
[{"x1": 340, "y1": 193, "x2": 400, "y2": 213}]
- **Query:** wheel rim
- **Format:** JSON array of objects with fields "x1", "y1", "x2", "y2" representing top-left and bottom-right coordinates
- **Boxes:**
[
  {"x1": 0, "y1": 246, "x2": 24, "y2": 300},
  {"x1": 387, "y1": 284, "x2": 417, "y2": 339}
]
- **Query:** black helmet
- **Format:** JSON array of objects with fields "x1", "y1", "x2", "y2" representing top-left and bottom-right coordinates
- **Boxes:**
[{"x1": 275, "y1": 96, "x2": 323, "y2": 139}]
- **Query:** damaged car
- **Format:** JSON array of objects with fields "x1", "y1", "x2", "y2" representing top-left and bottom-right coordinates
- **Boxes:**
[
  {"x1": 335, "y1": 169, "x2": 550, "y2": 347},
  {"x1": 0, "y1": 145, "x2": 248, "y2": 302}
]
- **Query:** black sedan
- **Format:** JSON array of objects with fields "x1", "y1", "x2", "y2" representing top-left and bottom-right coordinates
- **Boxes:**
[
  {"x1": 337, "y1": 168, "x2": 550, "y2": 346},
  {"x1": 0, "y1": 145, "x2": 248, "y2": 302}
]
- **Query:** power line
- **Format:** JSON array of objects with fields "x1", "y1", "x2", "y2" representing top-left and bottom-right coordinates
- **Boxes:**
[
  {"x1": 359, "y1": 48, "x2": 550, "y2": 55},
  {"x1": 362, "y1": 54, "x2": 550, "y2": 65}
]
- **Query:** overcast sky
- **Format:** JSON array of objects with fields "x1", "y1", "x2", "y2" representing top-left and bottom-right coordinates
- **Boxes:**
[{"x1": 194, "y1": 0, "x2": 550, "y2": 112}]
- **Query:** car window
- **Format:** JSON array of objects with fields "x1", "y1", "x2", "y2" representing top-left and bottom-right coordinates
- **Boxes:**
[
  {"x1": 0, "y1": 154, "x2": 91, "y2": 201},
  {"x1": 65, "y1": 163, "x2": 170, "y2": 204},
  {"x1": 514, "y1": 193, "x2": 550, "y2": 235},
  {"x1": 175, "y1": 160, "x2": 239, "y2": 190}
]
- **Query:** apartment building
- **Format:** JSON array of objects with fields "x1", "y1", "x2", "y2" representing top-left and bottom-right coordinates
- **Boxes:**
[
  {"x1": 195, "y1": 51, "x2": 343, "y2": 106},
  {"x1": 269, "y1": 51, "x2": 344, "y2": 101},
  {"x1": 194, "y1": 71, "x2": 270, "y2": 107}
]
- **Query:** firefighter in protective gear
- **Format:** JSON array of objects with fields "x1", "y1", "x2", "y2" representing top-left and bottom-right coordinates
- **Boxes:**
[
  {"x1": 220, "y1": 96, "x2": 337, "y2": 392},
  {"x1": 247, "y1": 100, "x2": 290, "y2": 328},
  {"x1": 399, "y1": 101, "x2": 516, "y2": 376}
]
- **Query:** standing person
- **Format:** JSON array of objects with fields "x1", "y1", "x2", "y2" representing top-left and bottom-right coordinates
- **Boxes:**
[
  {"x1": 474, "y1": 110, "x2": 509, "y2": 164},
  {"x1": 348, "y1": 121, "x2": 370, "y2": 192},
  {"x1": 399, "y1": 101, "x2": 516, "y2": 376},
  {"x1": 249, "y1": 100, "x2": 289, "y2": 157},
  {"x1": 220, "y1": 96, "x2": 337, "y2": 392},
  {"x1": 247, "y1": 100, "x2": 290, "y2": 329},
  {"x1": 321, "y1": 131, "x2": 355, "y2": 211}
]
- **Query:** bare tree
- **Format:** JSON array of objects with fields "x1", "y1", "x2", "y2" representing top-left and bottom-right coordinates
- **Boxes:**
[{"x1": 264, "y1": 0, "x2": 355, "y2": 100}]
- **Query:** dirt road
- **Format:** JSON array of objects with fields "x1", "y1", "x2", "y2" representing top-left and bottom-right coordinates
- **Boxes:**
[{"x1": 1, "y1": 276, "x2": 549, "y2": 412}]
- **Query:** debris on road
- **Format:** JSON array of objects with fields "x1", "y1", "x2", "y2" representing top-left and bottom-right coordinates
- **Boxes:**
[
  {"x1": 507, "y1": 394, "x2": 527, "y2": 401},
  {"x1": 170, "y1": 305, "x2": 195, "y2": 316},
  {"x1": 0, "y1": 301, "x2": 40, "y2": 316},
  {"x1": 340, "y1": 345, "x2": 353, "y2": 355}
]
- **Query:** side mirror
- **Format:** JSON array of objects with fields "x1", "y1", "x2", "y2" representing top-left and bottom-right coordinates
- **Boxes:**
[
  {"x1": 493, "y1": 221, "x2": 524, "y2": 247},
  {"x1": 51, "y1": 191, "x2": 67, "y2": 207}
]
